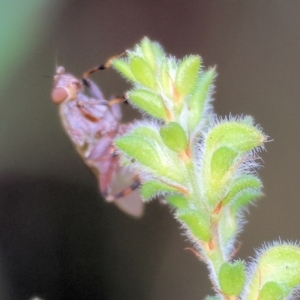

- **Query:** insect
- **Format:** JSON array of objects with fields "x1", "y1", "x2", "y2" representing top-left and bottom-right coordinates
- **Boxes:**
[{"x1": 51, "y1": 59, "x2": 143, "y2": 217}]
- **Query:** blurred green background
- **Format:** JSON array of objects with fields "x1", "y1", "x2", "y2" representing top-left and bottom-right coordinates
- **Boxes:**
[{"x1": 1, "y1": 1, "x2": 300, "y2": 299}]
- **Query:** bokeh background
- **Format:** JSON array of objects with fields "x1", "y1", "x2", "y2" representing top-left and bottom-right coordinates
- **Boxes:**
[{"x1": 1, "y1": 1, "x2": 300, "y2": 299}]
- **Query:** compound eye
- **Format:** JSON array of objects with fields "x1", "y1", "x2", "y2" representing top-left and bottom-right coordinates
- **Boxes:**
[
  {"x1": 71, "y1": 80, "x2": 81, "y2": 90},
  {"x1": 51, "y1": 87, "x2": 68, "y2": 104}
]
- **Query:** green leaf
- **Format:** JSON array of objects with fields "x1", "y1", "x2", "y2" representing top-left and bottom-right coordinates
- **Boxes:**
[
  {"x1": 166, "y1": 195, "x2": 189, "y2": 209},
  {"x1": 258, "y1": 282, "x2": 286, "y2": 300},
  {"x1": 141, "y1": 180, "x2": 179, "y2": 200},
  {"x1": 206, "y1": 121, "x2": 265, "y2": 153},
  {"x1": 116, "y1": 135, "x2": 161, "y2": 167},
  {"x1": 115, "y1": 128, "x2": 188, "y2": 184},
  {"x1": 141, "y1": 37, "x2": 157, "y2": 71},
  {"x1": 130, "y1": 56, "x2": 157, "y2": 90},
  {"x1": 210, "y1": 147, "x2": 237, "y2": 184},
  {"x1": 175, "y1": 55, "x2": 201, "y2": 97},
  {"x1": 223, "y1": 175, "x2": 262, "y2": 206},
  {"x1": 187, "y1": 68, "x2": 215, "y2": 132},
  {"x1": 177, "y1": 208, "x2": 211, "y2": 242},
  {"x1": 113, "y1": 59, "x2": 137, "y2": 82},
  {"x1": 219, "y1": 261, "x2": 246, "y2": 296},
  {"x1": 219, "y1": 207, "x2": 237, "y2": 246},
  {"x1": 204, "y1": 146, "x2": 238, "y2": 204},
  {"x1": 231, "y1": 189, "x2": 262, "y2": 213},
  {"x1": 160, "y1": 59, "x2": 173, "y2": 99},
  {"x1": 245, "y1": 244, "x2": 300, "y2": 299},
  {"x1": 160, "y1": 122, "x2": 188, "y2": 152},
  {"x1": 151, "y1": 41, "x2": 165, "y2": 59},
  {"x1": 201, "y1": 121, "x2": 265, "y2": 204},
  {"x1": 129, "y1": 89, "x2": 167, "y2": 120},
  {"x1": 130, "y1": 126, "x2": 161, "y2": 142}
]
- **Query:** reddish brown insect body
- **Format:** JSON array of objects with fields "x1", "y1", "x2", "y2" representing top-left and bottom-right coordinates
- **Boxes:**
[{"x1": 51, "y1": 66, "x2": 143, "y2": 217}]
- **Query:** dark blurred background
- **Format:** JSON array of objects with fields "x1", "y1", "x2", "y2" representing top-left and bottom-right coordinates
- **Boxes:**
[{"x1": 1, "y1": 1, "x2": 300, "y2": 299}]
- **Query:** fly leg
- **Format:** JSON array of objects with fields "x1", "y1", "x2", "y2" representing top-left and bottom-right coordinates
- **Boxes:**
[
  {"x1": 82, "y1": 53, "x2": 125, "y2": 87},
  {"x1": 103, "y1": 175, "x2": 141, "y2": 202},
  {"x1": 94, "y1": 146, "x2": 141, "y2": 203},
  {"x1": 81, "y1": 54, "x2": 128, "y2": 106},
  {"x1": 78, "y1": 95, "x2": 127, "y2": 107},
  {"x1": 75, "y1": 100, "x2": 104, "y2": 123}
]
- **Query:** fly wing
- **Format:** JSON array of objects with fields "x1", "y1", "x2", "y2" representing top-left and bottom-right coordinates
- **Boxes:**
[
  {"x1": 85, "y1": 78, "x2": 105, "y2": 101},
  {"x1": 91, "y1": 144, "x2": 144, "y2": 218},
  {"x1": 109, "y1": 170, "x2": 144, "y2": 218}
]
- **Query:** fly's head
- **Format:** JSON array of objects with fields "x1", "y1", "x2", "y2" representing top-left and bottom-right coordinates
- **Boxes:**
[{"x1": 51, "y1": 66, "x2": 82, "y2": 104}]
